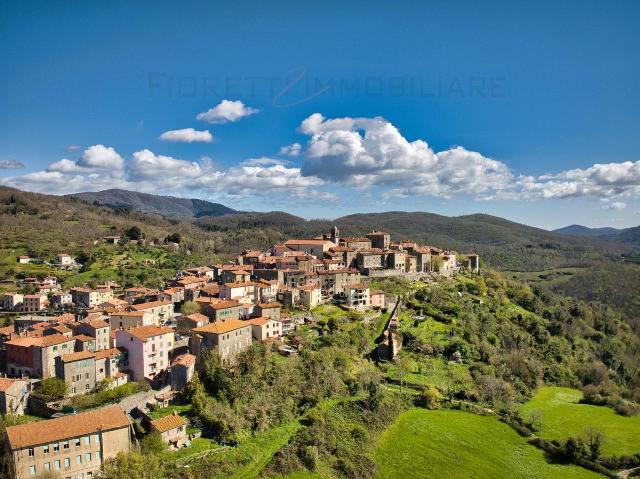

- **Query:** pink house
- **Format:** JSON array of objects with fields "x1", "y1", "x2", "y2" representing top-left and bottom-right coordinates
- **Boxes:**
[
  {"x1": 370, "y1": 290, "x2": 385, "y2": 309},
  {"x1": 115, "y1": 325, "x2": 174, "y2": 381}
]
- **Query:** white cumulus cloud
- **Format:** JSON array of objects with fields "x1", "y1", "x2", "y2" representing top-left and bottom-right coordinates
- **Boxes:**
[
  {"x1": 279, "y1": 142, "x2": 302, "y2": 156},
  {"x1": 300, "y1": 113, "x2": 513, "y2": 198},
  {"x1": 159, "y1": 128, "x2": 213, "y2": 143},
  {"x1": 46, "y1": 145, "x2": 125, "y2": 178},
  {"x1": 129, "y1": 149, "x2": 205, "y2": 182},
  {"x1": 298, "y1": 113, "x2": 640, "y2": 204},
  {"x1": 196, "y1": 100, "x2": 259, "y2": 124}
]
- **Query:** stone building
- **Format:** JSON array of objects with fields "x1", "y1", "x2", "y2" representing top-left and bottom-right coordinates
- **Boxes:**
[
  {"x1": 55, "y1": 350, "x2": 97, "y2": 396},
  {"x1": 191, "y1": 319, "x2": 252, "y2": 362},
  {"x1": 4, "y1": 406, "x2": 131, "y2": 479}
]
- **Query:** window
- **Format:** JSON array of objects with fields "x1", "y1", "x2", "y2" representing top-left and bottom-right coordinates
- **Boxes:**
[
  {"x1": 28, "y1": 447, "x2": 34, "y2": 457},
  {"x1": 76, "y1": 454, "x2": 82, "y2": 464},
  {"x1": 84, "y1": 436, "x2": 90, "y2": 446},
  {"x1": 43, "y1": 444, "x2": 49, "y2": 454},
  {"x1": 86, "y1": 452, "x2": 91, "y2": 462},
  {"x1": 29, "y1": 465, "x2": 36, "y2": 476},
  {"x1": 63, "y1": 440, "x2": 69, "y2": 450},
  {"x1": 64, "y1": 458, "x2": 70, "y2": 468},
  {"x1": 44, "y1": 462, "x2": 50, "y2": 471},
  {"x1": 93, "y1": 434, "x2": 100, "y2": 444},
  {"x1": 55, "y1": 460, "x2": 61, "y2": 470},
  {"x1": 53, "y1": 442, "x2": 60, "y2": 452},
  {"x1": 85, "y1": 384, "x2": 90, "y2": 390},
  {"x1": 75, "y1": 438, "x2": 81, "y2": 447},
  {"x1": 96, "y1": 451, "x2": 101, "y2": 461}
]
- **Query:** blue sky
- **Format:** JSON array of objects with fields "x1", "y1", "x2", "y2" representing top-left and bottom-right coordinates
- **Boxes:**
[{"x1": 1, "y1": 1, "x2": 639, "y2": 229}]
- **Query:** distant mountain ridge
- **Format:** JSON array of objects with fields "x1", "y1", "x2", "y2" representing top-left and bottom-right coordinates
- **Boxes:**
[
  {"x1": 70, "y1": 189, "x2": 241, "y2": 218},
  {"x1": 554, "y1": 224, "x2": 640, "y2": 247},
  {"x1": 553, "y1": 224, "x2": 622, "y2": 236}
]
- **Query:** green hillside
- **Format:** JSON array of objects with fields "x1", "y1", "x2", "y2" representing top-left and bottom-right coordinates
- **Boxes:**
[
  {"x1": 375, "y1": 408, "x2": 605, "y2": 479},
  {"x1": 522, "y1": 387, "x2": 640, "y2": 457}
]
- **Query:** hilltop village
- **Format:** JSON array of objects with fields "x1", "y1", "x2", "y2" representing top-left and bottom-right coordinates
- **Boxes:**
[{"x1": 0, "y1": 227, "x2": 479, "y2": 479}]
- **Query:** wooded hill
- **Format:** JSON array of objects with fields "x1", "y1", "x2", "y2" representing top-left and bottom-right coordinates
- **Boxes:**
[
  {"x1": 555, "y1": 224, "x2": 640, "y2": 247},
  {"x1": 70, "y1": 189, "x2": 241, "y2": 219}
]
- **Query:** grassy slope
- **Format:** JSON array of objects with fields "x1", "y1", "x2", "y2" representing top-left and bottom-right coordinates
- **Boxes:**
[
  {"x1": 375, "y1": 409, "x2": 604, "y2": 479},
  {"x1": 521, "y1": 387, "x2": 640, "y2": 457}
]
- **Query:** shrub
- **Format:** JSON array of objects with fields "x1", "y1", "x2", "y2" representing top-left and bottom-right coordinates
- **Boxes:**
[
  {"x1": 141, "y1": 432, "x2": 168, "y2": 455},
  {"x1": 34, "y1": 378, "x2": 68, "y2": 401},
  {"x1": 419, "y1": 386, "x2": 442, "y2": 410}
]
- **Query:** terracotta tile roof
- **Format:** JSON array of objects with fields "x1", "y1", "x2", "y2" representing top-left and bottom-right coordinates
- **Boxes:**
[
  {"x1": 5, "y1": 406, "x2": 130, "y2": 449},
  {"x1": 248, "y1": 317, "x2": 280, "y2": 327},
  {"x1": 0, "y1": 378, "x2": 25, "y2": 392},
  {"x1": 193, "y1": 319, "x2": 250, "y2": 335},
  {"x1": 87, "y1": 319, "x2": 110, "y2": 329},
  {"x1": 131, "y1": 300, "x2": 172, "y2": 310},
  {"x1": 194, "y1": 297, "x2": 220, "y2": 304},
  {"x1": 40, "y1": 334, "x2": 75, "y2": 347},
  {"x1": 54, "y1": 313, "x2": 76, "y2": 323},
  {"x1": 125, "y1": 325, "x2": 173, "y2": 341},
  {"x1": 150, "y1": 413, "x2": 187, "y2": 433},
  {"x1": 62, "y1": 350, "x2": 95, "y2": 362},
  {"x1": 199, "y1": 284, "x2": 220, "y2": 294},
  {"x1": 4, "y1": 337, "x2": 41, "y2": 347},
  {"x1": 125, "y1": 287, "x2": 148, "y2": 293},
  {"x1": 171, "y1": 353, "x2": 196, "y2": 367},
  {"x1": 207, "y1": 300, "x2": 240, "y2": 310},
  {"x1": 177, "y1": 276, "x2": 207, "y2": 285},
  {"x1": 185, "y1": 313, "x2": 209, "y2": 323},
  {"x1": 74, "y1": 334, "x2": 95, "y2": 342},
  {"x1": 94, "y1": 347, "x2": 124, "y2": 360}
]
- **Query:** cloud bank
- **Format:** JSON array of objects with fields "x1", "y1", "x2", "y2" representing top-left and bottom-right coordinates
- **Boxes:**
[{"x1": 2, "y1": 113, "x2": 638, "y2": 209}]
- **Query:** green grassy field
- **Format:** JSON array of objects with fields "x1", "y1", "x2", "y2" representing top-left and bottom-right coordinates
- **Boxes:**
[
  {"x1": 375, "y1": 408, "x2": 605, "y2": 479},
  {"x1": 521, "y1": 387, "x2": 640, "y2": 456}
]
